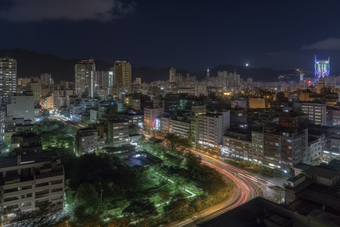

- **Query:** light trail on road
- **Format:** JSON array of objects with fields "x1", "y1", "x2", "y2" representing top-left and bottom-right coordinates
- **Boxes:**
[{"x1": 142, "y1": 133, "x2": 287, "y2": 227}]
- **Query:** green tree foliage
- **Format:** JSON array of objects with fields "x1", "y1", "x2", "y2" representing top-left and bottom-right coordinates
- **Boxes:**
[
  {"x1": 129, "y1": 124, "x2": 141, "y2": 135},
  {"x1": 34, "y1": 118, "x2": 77, "y2": 149},
  {"x1": 70, "y1": 205, "x2": 104, "y2": 227},
  {"x1": 122, "y1": 198, "x2": 158, "y2": 219},
  {"x1": 165, "y1": 133, "x2": 193, "y2": 151},
  {"x1": 66, "y1": 153, "x2": 159, "y2": 223},
  {"x1": 75, "y1": 183, "x2": 101, "y2": 214},
  {"x1": 184, "y1": 152, "x2": 229, "y2": 200},
  {"x1": 164, "y1": 198, "x2": 190, "y2": 212},
  {"x1": 159, "y1": 189, "x2": 171, "y2": 201}
]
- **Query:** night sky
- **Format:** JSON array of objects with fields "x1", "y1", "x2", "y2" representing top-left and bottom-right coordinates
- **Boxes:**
[{"x1": 1, "y1": 0, "x2": 340, "y2": 72}]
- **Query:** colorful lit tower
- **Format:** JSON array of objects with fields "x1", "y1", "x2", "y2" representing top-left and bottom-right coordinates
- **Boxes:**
[{"x1": 314, "y1": 55, "x2": 330, "y2": 82}]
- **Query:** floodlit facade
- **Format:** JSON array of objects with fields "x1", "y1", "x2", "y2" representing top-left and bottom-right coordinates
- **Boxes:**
[
  {"x1": 0, "y1": 57, "x2": 17, "y2": 104},
  {"x1": 314, "y1": 55, "x2": 330, "y2": 82}
]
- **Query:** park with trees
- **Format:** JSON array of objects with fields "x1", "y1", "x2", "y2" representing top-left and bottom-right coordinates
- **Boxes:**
[
  {"x1": 20, "y1": 120, "x2": 233, "y2": 226},
  {"x1": 60, "y1": 134, "x2": 232, "y2": 226}
]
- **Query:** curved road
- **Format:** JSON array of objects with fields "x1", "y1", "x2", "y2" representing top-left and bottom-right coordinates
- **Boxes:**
[
  {"x1": 145, "y1": 134, "x2": 287, "y2": 227},
  {"x1": 170, "y1": 158, "x2": 260, "y2": 227}
]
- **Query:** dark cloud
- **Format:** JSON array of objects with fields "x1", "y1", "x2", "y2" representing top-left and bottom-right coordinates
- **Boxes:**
[
  {"x1": 301, "y1": 37, "x2": 340, "y2": 50},
  {"x1": 0, "y1": 0, "x2": 136, "y2": 22}
]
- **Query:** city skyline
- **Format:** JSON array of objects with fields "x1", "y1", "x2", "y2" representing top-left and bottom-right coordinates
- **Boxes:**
[{"x1": 1, "y1": 1, "x2": 340, "y2": 72}]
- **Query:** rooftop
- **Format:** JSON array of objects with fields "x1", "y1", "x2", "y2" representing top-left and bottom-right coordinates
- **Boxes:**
[
  {"x1": 197, "y1": 197, "x2": 294, "y2": 227},
  {"x1": 0, "y1": 153, "x2": 59, "y2": 169},
  {"x1": 303, "y1": 166, "x2": 339, "y2": 180},
  {"x1": 300, "y1": 189, "x2": 340, "y2": 210}
]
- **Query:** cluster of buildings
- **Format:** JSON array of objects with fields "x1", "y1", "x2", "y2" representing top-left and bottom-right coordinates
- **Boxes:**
[{"x1": 1, "y1": 54, "x2": 340, "y2": 224}]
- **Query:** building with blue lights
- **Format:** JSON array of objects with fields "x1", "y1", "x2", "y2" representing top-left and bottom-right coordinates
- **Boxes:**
[{"x1": 314, "y1": 55, "x2": 330, "y2": 82}]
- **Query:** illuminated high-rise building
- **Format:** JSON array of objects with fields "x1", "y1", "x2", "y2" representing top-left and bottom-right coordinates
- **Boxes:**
[
  {"x1": 314, "y1": 55, "x2": 330, "y2": 82},
  {"x1": 75, "y1": 57, "x2": 96, "y2": 97},
  {"x1": 40, "y1": 73, "x2": 53, "y2": 85},
  {"x1": 169, "y1": 67, "x2": 176, "y2": 83},
  {"x1": 0, "y1": 57, "x2": 17, "y2": 104},
  {"x1": 114, "y1": 61, "x2": 132, "y2": 93}
]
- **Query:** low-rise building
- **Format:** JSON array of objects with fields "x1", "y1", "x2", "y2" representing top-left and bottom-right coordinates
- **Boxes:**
[
  {"x1": 160, "y1": 117, "x2": 170, "y2": 135},
  {"x1": 144, "y1": 108, "x2": 162, "y2": 129},
  {"x1": 169, "y1": 119, "x2": 191, "y2": 139},
  {"x1": 11, "y1": 131, "x2": 42, "y2": 156},
  {"x1": 221, "y1": 129, "x2": 252, "y2": 160},
  {"x1": 107, "y1": 119, "x2": 129, "y2": 147},
  {"x1": 300, "y1": 102, "x2": 327, "y2": 125},
  {"x1": 7, "y1": 92, "x2": 35, "y2": 123},
  {"x1": 74, "y1": 127, "x2": 98, "y2": 156}
]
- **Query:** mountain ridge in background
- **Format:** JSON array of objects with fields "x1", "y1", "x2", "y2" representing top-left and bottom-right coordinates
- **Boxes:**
[{"x1": 0, "y1": 48, "x2": 309, "y2": 83}]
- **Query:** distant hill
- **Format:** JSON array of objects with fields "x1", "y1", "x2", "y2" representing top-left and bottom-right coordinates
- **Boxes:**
[
  {"x1": 0, "y1": 48, "x2": 309, "y2": 83},
  {"x1": 0, "y1": 49, "x2": 112, "y2": 83}
]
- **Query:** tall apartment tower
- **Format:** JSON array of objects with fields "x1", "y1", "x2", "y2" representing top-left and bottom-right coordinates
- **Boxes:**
[
  {"x1": 114, "y1": 61, "x2": 132, "y2": 93},
  {"x1": 136, "y1": 77, "x2": 142, "y2": 85},
  {"x1": 169, "y1": 67, "x2": 176, "y2": 83},
  {"x1": 0, "y1": 57, "x2": 17, "y2": 104},
  {"x1": 75, "y1": 57, "x2": 96, "y2": 97},
  {"x1": 40, "y1": 73, "x2": 53, "y2": 85}
]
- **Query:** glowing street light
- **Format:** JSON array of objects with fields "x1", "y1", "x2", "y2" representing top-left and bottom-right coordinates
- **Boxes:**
[{"x1": 246, "y1": 63, "x2": 249, "y2": 67}]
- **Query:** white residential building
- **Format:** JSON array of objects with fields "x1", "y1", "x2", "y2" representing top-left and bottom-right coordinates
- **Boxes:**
[
  {"x1": 0, "y1": 153, "x2": 64, "y2": 222},
  {"x1": 197, "y1": 111, "x2": 230, "y2": 154},
  {"x1": 7, "y1": 92, "x2": 34, "y2": 123},
  {"x1": 169, "y1": 119, "x2": 191, "y2": 139},
  {"x1": 300, "y1": 102, "x2": 327, "y2": 126}
]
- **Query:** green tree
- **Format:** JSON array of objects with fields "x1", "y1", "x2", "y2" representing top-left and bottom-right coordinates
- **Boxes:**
[
  {"x1": 159, "y1": 189, "x2": 171, "y2": 201},
  {"x1": 164, "y1": 198, "x2": 190, "y2": 212},
  {"x1": 70, "y1": 205, "x2": 103, "y2": 227},
  {"x1": 75, "y1": 183, "x2": 101, "y2": 214},
  {"x1": 122, "y1": 198, "x2": 158, "y2": 219}
]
